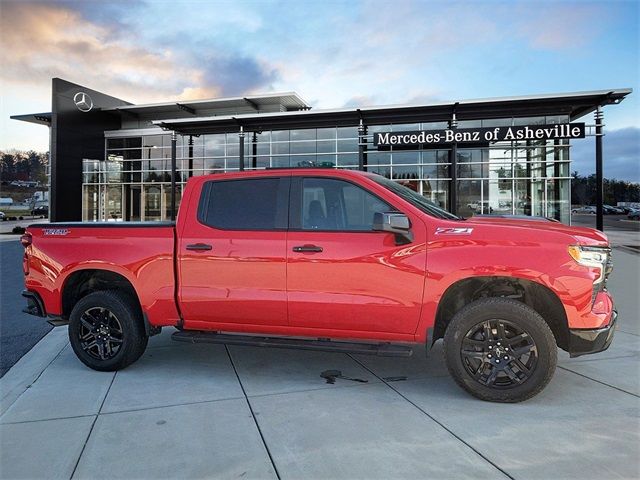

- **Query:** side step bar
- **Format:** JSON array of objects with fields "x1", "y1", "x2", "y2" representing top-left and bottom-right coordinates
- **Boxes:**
[{"x1": 171, "y1": 331, "x2": 413, "y2": 357}]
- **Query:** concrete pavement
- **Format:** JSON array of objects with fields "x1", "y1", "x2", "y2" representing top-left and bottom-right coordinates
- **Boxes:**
[{"x1": 1, "y1": 248, "x2": 638, "y2": 479}]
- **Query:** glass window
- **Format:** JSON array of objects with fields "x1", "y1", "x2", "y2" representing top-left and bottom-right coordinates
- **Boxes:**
[
  {"x1": 337, "y1": 127, "x2": 358, "y2": 139},
  {"x1": 300, "y1": 178, "x2": 391, "y2": 231},
  {"x1": 144, "y1": 186, "x2": 162, "y2": 221},
  {"x1": 482, "y1": 118, "x2": 512, "y2": 128},
  {"x1": 316, "y1": 140, "x2": 336, "y2": 154},
  {"x1": 337, "y1": 139, "x2": 358, "y2": 152},
  {"x1": 272, "y1": 130, "x2": 289, "y2": 142},
  {"x1": 201, "y1": 178, "x2": 286, "y2": 230},
  {"x1": 290, "y1": 141, "x2": 316, "y2": 155},
  {"x1": 143, "y1": 135, "x2": 164, "y2": 148},
  {"x1": 290, "y1": 129, "x2": 316, "y2": 141},
  {"x1": 204, "y1": 135, "x2": 226, "y2": 157},
  {"x1": 317, "y1": 128, "x2": 336, "y2": 140},
  {"x1": 392, "y1": 150, "x2": 419, "y2": 164}
]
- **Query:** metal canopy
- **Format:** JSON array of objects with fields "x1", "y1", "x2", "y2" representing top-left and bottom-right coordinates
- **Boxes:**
[
  {"x1": 103, "y1": 92, "x2": 309, "y2": 118},
  {"x1": 153, "y1": 88, "x2": 632, "y2": 135},
  {"x1": 9, "y1": 112, "x2": 52, "y2": 126}
]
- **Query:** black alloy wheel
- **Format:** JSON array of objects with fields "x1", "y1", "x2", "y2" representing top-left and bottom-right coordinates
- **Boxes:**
[
  {"x1": 78, "y1": 306, "x2": 124, "y2": 361},
  {"x1": 69, "y1": 290, "x2": 148, "y2": 371},
  {"x1": 443, "y1": 297, "x2": 557, "y2": 402},
  {"x1": 461, "y1": 319, "x2": 538, "y2": 389}
]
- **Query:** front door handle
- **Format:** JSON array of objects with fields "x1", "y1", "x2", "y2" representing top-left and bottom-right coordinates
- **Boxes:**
[
  {"x1": 292, "y1": 244, "x2": 323, "y2": 253},
  {"x1": 186, "y1": 243, "x2": 212, "y2": 251}
]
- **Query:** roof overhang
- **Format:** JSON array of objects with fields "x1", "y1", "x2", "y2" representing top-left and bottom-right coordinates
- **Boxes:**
[
  {"x1": 153, "y1": 88, "x2": 632, "y2": 135},
  {"x1": 10, "y1": 112, "x2": 52, "y2": 126},
  {"x1": 103, "y1": 92, "x2": 309, "y2": 118}
]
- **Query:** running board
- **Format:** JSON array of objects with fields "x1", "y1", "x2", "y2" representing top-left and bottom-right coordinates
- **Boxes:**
[{"x1": 171, "y1": 331, "x2": 413, "y2": 357}]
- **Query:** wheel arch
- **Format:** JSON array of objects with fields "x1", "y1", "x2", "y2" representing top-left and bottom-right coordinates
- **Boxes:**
[
  {"x1": 432, "y1": 276, "x2": 569, "y2": 351},
  {"x1": 61, "y1": 267, "x2": 142, "y2": 320}
]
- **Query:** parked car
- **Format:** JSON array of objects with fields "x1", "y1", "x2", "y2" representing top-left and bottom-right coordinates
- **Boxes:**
[
  {"x1": 604, "y1": 205, "x2": 624, "y2": 214},
  {"x1": 571, "y1": 206, "x2": 596, "y2": 214},
  {"x1": 628, "y1": 209, "x2": 640, "y2": 221},
  {"x1": 20, "y1": 169, "x2": 616, "y2": 403},
  {"x1": 31, "y1": 205, "x2": 49, "y2": 217},
  {"x1": 0, "y1": 211, "x2": 5, "y2": 220}
]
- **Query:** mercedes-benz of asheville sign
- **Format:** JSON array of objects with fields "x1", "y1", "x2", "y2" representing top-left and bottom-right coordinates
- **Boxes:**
[{"x1": 373, "y1": 123, "x2": 585, "y2": 148}]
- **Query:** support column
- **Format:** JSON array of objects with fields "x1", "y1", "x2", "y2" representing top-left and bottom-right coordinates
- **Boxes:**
[
  {"x1": 252, "y1": 132, "x2": 258, "y2": 169},
  {"x1": 448, "y1": 112, "x2": 458, "y2": 215},
  {"x1": 170, "y1": 131, "x2": 177, "y2": 221},
  {"x1": 595, "y1": 106, "x2": 604, "y2": 231},
  {"x1": 239, "y1": 126, "x2": 245, "y2": 171},
  {"x1": 188, "y1": 136, "x2": 193, "y2": 178},
  {"x1": 358, "y1": 121, "x2": 367, "y2": 171}
]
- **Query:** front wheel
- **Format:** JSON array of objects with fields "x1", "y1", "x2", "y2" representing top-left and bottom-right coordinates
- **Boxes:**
[
  {"x1": 443, "y1": 298, "x2": 557, "y2": 402},
  {"x1": 68, "y1": 290, "x2": 148, "y2": 371}
]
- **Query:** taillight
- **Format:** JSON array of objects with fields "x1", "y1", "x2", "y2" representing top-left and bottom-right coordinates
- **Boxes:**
[{"x1": 20, "y1": 233, "x2": 32, "y2": 248}]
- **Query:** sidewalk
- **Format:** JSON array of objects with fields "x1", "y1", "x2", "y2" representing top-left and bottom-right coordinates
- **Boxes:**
[{"x1": 1, "y1": 258, "x2": 639, "y2": 479}]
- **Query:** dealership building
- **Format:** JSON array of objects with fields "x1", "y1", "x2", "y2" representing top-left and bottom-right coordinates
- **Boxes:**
[{"x1": 12, "y1": 79, "x2": 631, "y2": 227}]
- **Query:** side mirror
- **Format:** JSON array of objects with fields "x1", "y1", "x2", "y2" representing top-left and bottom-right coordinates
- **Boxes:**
[{"x1": 373, "y1": 212, "x2": 413, "y2": 244}]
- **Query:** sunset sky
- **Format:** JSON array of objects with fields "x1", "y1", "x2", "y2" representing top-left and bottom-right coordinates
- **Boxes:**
[{"x1": 1, "y1": 0, "x2": 638, "y2": 180}]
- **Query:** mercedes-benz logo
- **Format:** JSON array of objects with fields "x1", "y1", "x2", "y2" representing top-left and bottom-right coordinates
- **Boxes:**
[{"x1": 73, "y1": 92, "x2": 93, "y2": 112}]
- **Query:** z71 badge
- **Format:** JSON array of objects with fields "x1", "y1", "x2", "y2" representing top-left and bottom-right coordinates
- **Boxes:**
[
  {"x1": 43, "y1": 228, "x2": 70, "y2": 236},
  {"x1": 435, "y1": 227, "x2": 474, "y2": 235}
]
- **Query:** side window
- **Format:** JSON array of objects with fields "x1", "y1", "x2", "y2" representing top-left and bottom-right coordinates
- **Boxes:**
[
  {"x1": 199, "y1": 178, "x2": 287, "y2": 230},
  {"x1": 301, "y1": 178, "x2": 392, "y2": 231}
]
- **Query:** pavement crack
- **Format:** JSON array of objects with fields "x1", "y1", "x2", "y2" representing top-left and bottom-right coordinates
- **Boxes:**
[
  {"x1": 69, "y1": 370, "x2": 117, "y2": 479},
  {"x1": 557, "y1": 365, "x2": 639, "y2": 397},
  {"x1": 347, "y1": 353, "x2": 515, "y2": 480},
  {"x1": 225, "y1": 345, "x2": 281, "y2": 480}
]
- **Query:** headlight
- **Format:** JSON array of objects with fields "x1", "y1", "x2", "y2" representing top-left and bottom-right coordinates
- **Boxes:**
[{"x1": 567, "y1": 245, "x2": 611, "y2": 284}]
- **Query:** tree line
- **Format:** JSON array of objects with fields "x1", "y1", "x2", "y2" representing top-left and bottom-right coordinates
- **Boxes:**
[
  {"x1": 571, "y1": 172, "x2": 640, "y2": 205},
  {"x1": 0, "y1": 150, "x2": 49, "y2": 184}
]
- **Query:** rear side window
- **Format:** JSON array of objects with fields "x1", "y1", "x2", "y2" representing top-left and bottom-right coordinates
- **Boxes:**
[{"x1": 199, "y1": 177, "x2": 288, "y2": 230}]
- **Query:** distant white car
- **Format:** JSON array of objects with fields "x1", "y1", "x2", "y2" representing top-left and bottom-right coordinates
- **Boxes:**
[
  {"x1": 571, "y1": 206, "x2": 596, "y2": 214},
  {"x1": 0, "y1": 211, "x2": 5, "y2": 220}
]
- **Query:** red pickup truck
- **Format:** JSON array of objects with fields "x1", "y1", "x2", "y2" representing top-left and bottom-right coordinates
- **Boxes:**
[{"x1": 21, "y1": 169, "x2": 616, "y2": 402}]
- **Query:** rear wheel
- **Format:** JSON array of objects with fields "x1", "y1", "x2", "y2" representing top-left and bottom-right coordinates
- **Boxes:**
[
  {"x1": 443, "y1": 297, "x2": 557, "y2": 402},
  {"x1": 69, "y1": 290, "x2": 148, "y2": 371}
]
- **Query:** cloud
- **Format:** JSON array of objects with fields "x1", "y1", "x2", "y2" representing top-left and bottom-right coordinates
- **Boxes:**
[
  {"x1": 571, "y1": 127, "x2": 640, "y2": 183},
  {"x1": 198, "y1": 56, "x2": 279, "y2": 97},
  {"x1": 0, "y1": 0, "x2": 278, "y2": 103},
  {"x1": 514, "y1": 2, "x2": 606, "y2": 50}
]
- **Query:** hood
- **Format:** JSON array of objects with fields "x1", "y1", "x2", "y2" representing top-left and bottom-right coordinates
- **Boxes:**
[{"x1": 466, "y1": 216, "x2": 609, "y2": 246}]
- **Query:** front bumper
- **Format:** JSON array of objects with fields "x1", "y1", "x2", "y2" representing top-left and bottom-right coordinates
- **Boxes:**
[{"x1": 568, "y1": 309, "x2": 617, "y2": 358}]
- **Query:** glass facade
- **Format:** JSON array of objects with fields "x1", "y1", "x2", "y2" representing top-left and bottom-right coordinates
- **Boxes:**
[{"x1": 84, "y1": 115, "x2": 571, "y2": 223}]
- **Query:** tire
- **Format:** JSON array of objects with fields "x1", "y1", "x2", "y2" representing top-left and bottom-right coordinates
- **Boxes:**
[
  {"x1": 443, "y1": 297, "x2": 557, "y2": 403},
  {"x1": 68, "y1": 290, "x2": 148, "y2": 371}
]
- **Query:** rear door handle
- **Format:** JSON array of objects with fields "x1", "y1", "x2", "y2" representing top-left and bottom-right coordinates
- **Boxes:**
[
  {"x1": 292, "y1": 244, "x2": 323, "y2": 253},
  {"x1": 186, "y1": 243, "x2": 212, "y2": 251}
]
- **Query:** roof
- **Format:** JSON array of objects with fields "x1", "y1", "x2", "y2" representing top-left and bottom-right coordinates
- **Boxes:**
[
  {"x1": 153, "y1": 88, "x2": 632, "y2": 135},
  {"x1": 10, "y1": 112, "x2": 52, "y2": 126},
  {"x1": 103, "y1": 92, "x2": 309, "y2": 117},
  {"x1": 10, "y1": 88, "x2": 632, "y2": 132}
]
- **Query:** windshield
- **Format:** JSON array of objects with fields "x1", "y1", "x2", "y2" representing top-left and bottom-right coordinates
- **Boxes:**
[{"x1": 371, "y1": 176, "x2": 461, "y2": 220}]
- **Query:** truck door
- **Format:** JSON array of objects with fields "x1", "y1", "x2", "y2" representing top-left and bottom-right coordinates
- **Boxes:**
[
  {"x1": 178, "y1": 176, "x2": 290, "y2": 330},
  {"x1": 287, "y1": 176, "x2": 426, "y2": 336}
]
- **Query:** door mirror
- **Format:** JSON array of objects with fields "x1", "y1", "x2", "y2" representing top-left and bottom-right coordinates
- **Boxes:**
[{"x1": 373, "y1": 212, "x2": 413, "y2": 244}]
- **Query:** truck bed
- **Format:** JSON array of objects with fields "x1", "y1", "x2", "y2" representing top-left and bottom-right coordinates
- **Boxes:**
[{"x1": 24, "y1": 221, "x2": 180, "y2": 327}]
